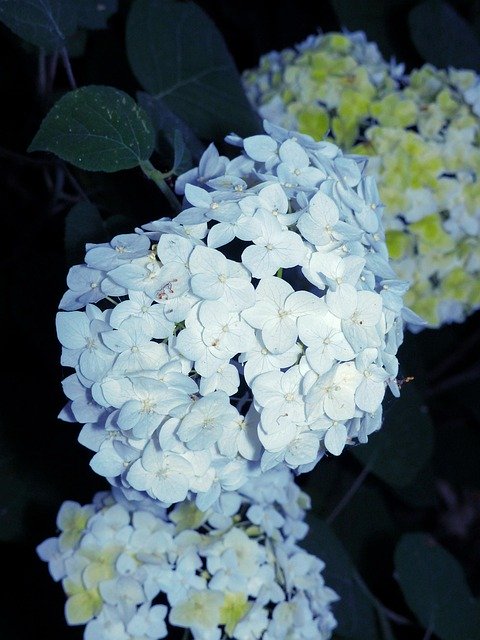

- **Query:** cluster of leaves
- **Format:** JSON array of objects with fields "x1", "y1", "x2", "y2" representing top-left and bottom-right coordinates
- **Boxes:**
[{"x1": 1, "y1": 1, "x2": 479, "y2": 640}]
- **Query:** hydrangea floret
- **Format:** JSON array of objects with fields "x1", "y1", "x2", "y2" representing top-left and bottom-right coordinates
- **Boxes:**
[
  {"x1": 37, "y1": 467, "x2": 339, "y2": 640},
  {"x1": 56, "y1": 119, "x2": 412, "y2": 509},
  {"x1": 243, "y1": 31, "x2": 480, "y2": 328}
]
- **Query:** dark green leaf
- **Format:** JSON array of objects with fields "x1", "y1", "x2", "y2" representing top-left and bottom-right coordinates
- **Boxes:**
[
  {"x1": 408, "y1": 0, "x2": 480, "y2": 71},
  {"x1": 64, "y1": 201, "x2": 108, "y2": 265},
  {"x1": 66, "y1": 28, "x2": 88, "y2": 58},
  {"x1": 0, "y1": 0, "x2": 77, "y2": 52},
  {"x1": 351, "y1": 383, "x2": 434, "y2": 488},
  {"x1": 172, "y1": 129, "x2": 194, "y2": 176},
  {"x1": 392, "y1": 463, "x2": 439, "y2": 508},
  {"x1": 77, "y1": 0, "x2": 118, "y2": 30},
  {"x1": 304, "y1": 516, "x2": 380, "y2": 639},
  {"x1": 395, "y1": 533, "x2": 480, "y2": 639},
  {"x1": 28, "y1": 85, "x2": 155, "y2": 172},
  {"x1": 137, "y1": 91, "x2": 205, "y2": 167},
  {"x1": 126, "y1": 0, "x2": 262, "y2": 139},
  {"x1": 105, "y1": 213, "x2": 137, "y2": 236}
]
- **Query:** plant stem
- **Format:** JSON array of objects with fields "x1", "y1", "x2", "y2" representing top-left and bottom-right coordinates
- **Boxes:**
[
  {"x1": 38, "y1": 48, "x2": 47, "y2": 96},
  {"x1": 140, "y1": 160, "x2": 181, "y2": 213},
  {"x1": 60, "y1": 47, "x2": 77, "y2": 89},
  {"x1": 422, "y1": 618, "x2": 435, "y2": 640},
  {"x1": 326, "y1": 454, "x2": 375, "y2": 524},
  {"x1": 354, "y1": 572, "x2": 411, "y2": 640},
  {"x1": 47, "y1": 50, "x2": 59, "y2": 93}
]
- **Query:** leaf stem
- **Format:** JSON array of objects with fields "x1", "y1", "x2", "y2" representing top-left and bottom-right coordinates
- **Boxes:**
[
  {"x1": 47, "y1": 50, "x2": 59, "y2": 93},
  {"x1": 38, "y1": 48, "x2": 47, "y2": 96},
  {"x1": 422, "y1": 617, "x2": 435, "y2": 640},
  {"x1": 60, "y1": 47, "x2": 77, "y2": 89},
  {"x1": 140, "y1": 160, "x2": 181, "y2": 213}
]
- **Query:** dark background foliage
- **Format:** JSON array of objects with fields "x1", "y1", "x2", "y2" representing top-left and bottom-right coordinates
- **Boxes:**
[{"x1": 1, "y1": 1, "x2": 479, "y2": 638}]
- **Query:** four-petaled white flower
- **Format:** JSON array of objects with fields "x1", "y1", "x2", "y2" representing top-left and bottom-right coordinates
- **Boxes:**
[
  {"x1": 127, "y1": 443, "x2": 194, "y2": 504},
  {"x1": 177, "y1": 392, "x2": 239, "y2": 451},
  {"x1": 242, "y1": 276, "x2": 323, "y2": 354},
  {"x1": 241, "y1": 211, "x2": 306, "y2": 278}
]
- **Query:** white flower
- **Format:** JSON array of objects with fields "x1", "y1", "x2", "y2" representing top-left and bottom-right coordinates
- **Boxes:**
[
  {"x1": 306, "y1": 361, "x2": 362, "y2": 422},
  {"x1": 276, "y1": 138, "x2": 325, "y2": 188},
  {"x1": 239, "y1": 331, "x2": 302, "y2": 385},
  {"x1": 253, "y1": 365, "x2": 305, "y2": 429},
  {"x1": 110, "y1": 291, "x2": 175, "y2": 339},
  {"x1": 189, "y1": 245, "x2": 255, "y2": 310},
  {"x1": 326, "y1": 286, "x2": 383, "y2": 351},
  {"x1": 169, "y1": 589, "x2": 224, "y2": 638},
  {"x1": 242, "y1": 276, "x2": 323, "y2": 354},
  {"x1": 241, "y1": 211, "x2": 306, "y2": 278},
  {"x1": 177, "y1": 392, "x2": 239, "y2": 450},
  {"x1": 355, "y1": 348, "x2": 390, "y2": 412},
  {"x1": 127, "y1": 443, "x2": 194, "y2": 504},
  {"x1": 298, "y1": 302, "x2": 355, "y2": 374}
]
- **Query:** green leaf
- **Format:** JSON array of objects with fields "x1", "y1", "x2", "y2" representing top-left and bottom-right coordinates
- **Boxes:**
[
  {"x1": 64, "y1": 201, "x2": 108, "y2": 265},
  {"x1": 394, "y1": 533, "x2": 480, "y2": 639},
  {"x1": 77, "y1": 0, "x2": 118, "y2": 30},
  {"x1": 28, "y1": 85, "x2": 155, "y2": 172},
  {"x1": 137, "y1": 91, "x2": 205, "y2": 167},
  {"x1": 66, "y1": 28, "x2": 88, "y2": 58},
  {"x1": 172, "y1": 129, "x2": 194, "y2": 176},
  {"x1": 105, "y1": 213, "x2": 136, "y2": 237},
  {"x1": 0, "y1": 0, "x2": 77, "y2": 52},
  {"x1": 303, "y1": 516, "x2": 380, "y2": 639},
  {"x1": 126, "y1": 0, "x2": 261, "y2": 139},
  {"x1": 392, "y1": 463, "x2": 439, "y2": 508},
  {"x1": 351, "y1": 383, "x2": 434, "y2": 488},
  {"x1": 408, "y1": 0, "x2": 480, "y2": 71}
]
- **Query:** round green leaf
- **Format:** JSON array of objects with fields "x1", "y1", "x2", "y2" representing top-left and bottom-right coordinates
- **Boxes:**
[
  {"x1": 126, "y1": 0, "x2": 261, "y2": 139},
  {"x1": 0, "y1": 0, "x2": 77, "y2": 52},
  {"x1": 409, "y1": 0, "x2": 480, "y2": 71},
  {"x1": 28, "y1": 85, "x2": 155, "y2": 172},
  {"x1": 395, "y1": 533, "x2": 480, "y2": 639},
  {"x1": 351, "y1": 383, "x2": 434, "y2": 488},
  {"x1": 64, "y1": 201, "x2": 108, "y2": 265}
]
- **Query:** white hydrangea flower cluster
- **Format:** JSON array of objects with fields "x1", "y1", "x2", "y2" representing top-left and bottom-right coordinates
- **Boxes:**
[
  {"x1": 36, "y1": 467, "x2": 339, "y2": 640},
  {"x1": 56, "y1": 119, "x2": 411, "y2": 509},
  {"x1": 243, "y1": 31, "x2": 480, "y2": 329}
]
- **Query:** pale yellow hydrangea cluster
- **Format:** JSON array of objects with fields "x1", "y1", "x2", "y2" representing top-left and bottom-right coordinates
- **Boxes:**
[
  {"x1": 243, "y1": 31, "x2": 480, "y2": 328},
  {"x1": 37, "y1": 470, "x2": 339, "y2": 640}
]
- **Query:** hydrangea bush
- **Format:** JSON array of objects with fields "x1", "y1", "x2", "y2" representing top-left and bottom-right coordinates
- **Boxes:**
[
  {"x1": 243, "y1": 31, "x2": 480, "y2": 329},
  {"x1": 56, "y1": 119, "x2": 413, "y2": 510},
  {"x1": 37, "y1": 467, "x2": 339, "y2": 640}
]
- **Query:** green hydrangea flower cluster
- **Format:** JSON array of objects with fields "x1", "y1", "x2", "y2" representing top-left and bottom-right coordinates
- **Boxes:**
[{"x1": 243, "y1": 31, "x2": 480, "y2": 329}]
